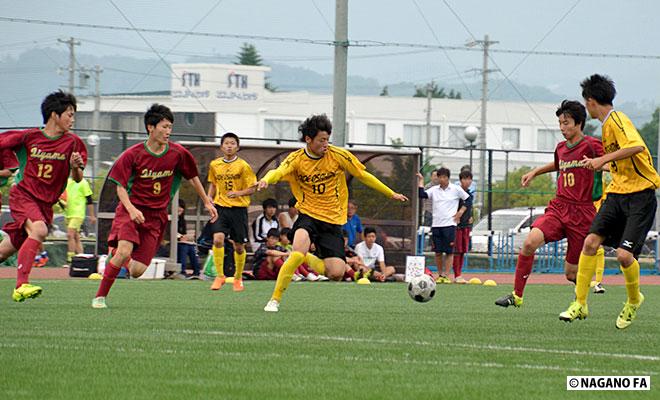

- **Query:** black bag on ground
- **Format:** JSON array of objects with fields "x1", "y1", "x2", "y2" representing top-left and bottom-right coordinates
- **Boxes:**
[{"x1": 69, "y1": 256, "x2": 98, "y2": 277}]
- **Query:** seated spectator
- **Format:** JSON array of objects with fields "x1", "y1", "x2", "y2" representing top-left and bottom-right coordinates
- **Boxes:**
[
  {"x1": 177, "y1": 199, "x2": 201, "y2": 278},
  {"x1": 253, "y1": 228, "x2": 288, "y2": 280},
  {"x1": 342, "y1": 199, "x2": 363, "y2": 248},
  {"x1": 251, "y1": 198, "x2": 279, "y2": 251},
  {"x1": 278, "y1": 198, "x2": 299, "y2": 229},
  {"x1": 354, "y1": 227, "x2": 396, "y2": 282},
  {"x1": 343, "y1": 229, "x2": 367, "y2": 275}
]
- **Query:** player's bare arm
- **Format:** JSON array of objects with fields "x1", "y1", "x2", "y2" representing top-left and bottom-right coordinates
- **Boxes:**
[
  {"x1": 189, "y1": 176, "x2": 218, "y2": 223},
  {"x1": 116, "y1": 185, "x2": 144, "y2": 224},
  {"x1": 227, "y1": 186, "x2": 256, "y2": 198},
  {"x1": 70, "y1": 152, "x2": 84, "y2": 182},
  {"x1": 581, "y1": 146, "x2": 644, "y2": 170},
  {"x1": 521, "y1": 161, "x2": 555, "y2": 187}
]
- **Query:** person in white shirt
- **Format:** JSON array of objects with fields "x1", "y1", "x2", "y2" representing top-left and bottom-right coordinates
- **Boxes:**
[
  {"x1": 417, "y1": 168, "x2": 469, "y2": 284},
  {"x1": 354, "y1": 227, "x2": 396, "y2": 282}
]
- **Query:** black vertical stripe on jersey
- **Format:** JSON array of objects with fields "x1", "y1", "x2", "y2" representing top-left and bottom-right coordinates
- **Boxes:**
[{"x1": 630, "y1": 157, "x2": 658, "y2": 188}]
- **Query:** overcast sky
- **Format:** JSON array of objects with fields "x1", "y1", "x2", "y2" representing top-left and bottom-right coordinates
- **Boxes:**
[{"x1": 1, "y1": 0, "x2": 659, "y2": 107}]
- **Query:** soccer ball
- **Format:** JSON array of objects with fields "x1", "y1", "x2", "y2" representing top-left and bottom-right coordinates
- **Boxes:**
[{"x1": 407, "y1": 274, "x2": 436, "y2": 303}]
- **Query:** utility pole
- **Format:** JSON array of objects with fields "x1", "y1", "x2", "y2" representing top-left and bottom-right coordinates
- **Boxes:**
[
  {"x1": 467, "y1": 34, "x2": 498, "y2": 214},
  {"x1": 332, "y1": 0, "x2": 348, "y2": 147},
  {"x1": 58, "y1": 37, "x2": 80, "y2": 95},
  {"x1": 425, "y1": 81, "x2": 433, "y2": 161},
  {"x1": 92, "y1": 65, "x2": 102, "y2": 132}
]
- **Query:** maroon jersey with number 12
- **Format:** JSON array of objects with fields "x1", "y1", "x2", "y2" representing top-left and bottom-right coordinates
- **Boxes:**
[
  {"x1": 108, "y1": 141, "x2": 199, "y2": 210},
  {"x1": 554, "y1": 135, "x2": 603, "y2": 204},
  {"x1": 0, "y1": 128, "x2": 87, "y2": 204}
]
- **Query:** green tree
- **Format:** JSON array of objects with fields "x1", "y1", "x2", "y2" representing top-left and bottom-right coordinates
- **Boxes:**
[
  {"x1": 380, "y1": 86, "x2": 389, "y2": 96},
  {"x1": 235, "y1": 42, "x2": 276, "y2": 92},
  {"x1": 639, "y1": 108, "x2": 659, "y2": 167},
  {"x1": 413, "y1": 82, "x2": 461, "y2": 99},
  {"x1": 490, "y1": 166, "x2": 555, "y2": 211}
]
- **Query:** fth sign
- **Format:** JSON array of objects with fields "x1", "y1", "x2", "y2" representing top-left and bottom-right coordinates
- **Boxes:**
[
  {"x1": 172, "y1": 64, "x2": 268, "y2": 102},
  {"x1": 227, "y1": 72, "x2": 247, "y2": 89}
]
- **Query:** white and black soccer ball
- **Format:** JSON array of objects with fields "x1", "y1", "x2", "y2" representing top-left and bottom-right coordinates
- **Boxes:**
[{"x1": 407, "y1": 274, "x2": 436, "y2": 303}]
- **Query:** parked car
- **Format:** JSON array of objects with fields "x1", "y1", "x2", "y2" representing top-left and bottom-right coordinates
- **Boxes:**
[{"x1": 470, "y1": 207, "x2": 545, "y2": 253}]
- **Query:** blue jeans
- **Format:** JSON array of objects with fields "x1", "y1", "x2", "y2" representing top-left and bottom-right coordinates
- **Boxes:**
[{"x1": 177, "y1": 243, "x2": 200, "y2": 275}]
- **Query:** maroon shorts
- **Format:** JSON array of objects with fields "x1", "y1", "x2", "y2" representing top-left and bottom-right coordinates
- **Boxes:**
[
  {"x1": 256, "y1": 258, "x2": 283, "y2": 280},
  {"x1": 532, "y1": 198, "x2": 595, "y2": 265},
  {"x1": 108, "y1": 204, "x2": 169, "y2": 266},
  {"x1": 454, "y1": 227, "x2": 471, "y2": 253},
  {"x1": 3, "y1": 185, "x2": 54, "y2": 249}
]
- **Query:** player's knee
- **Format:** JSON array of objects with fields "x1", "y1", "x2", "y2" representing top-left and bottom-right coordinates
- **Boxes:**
[
  {"x1": 129, "y1": 262, "x2": 148, "y2": 278},
  {"x1": 326, "y1": 270, "x2": 344, "y2": 281},
  {"x1": 521, "y1": 241, "x2": 538, "y2": 256},
  {"x1": 212, "y1": 234, "x2": 225, "y2": 247},
  {"x1": 582, "y1": 236, "x2": 600, "y2": 254},
  {"x1": 565, "y1": 271, "x2": 576, "y2": 283},
  {"x1": 615, "y1": 249, "x2": 634, "y2": 267}
]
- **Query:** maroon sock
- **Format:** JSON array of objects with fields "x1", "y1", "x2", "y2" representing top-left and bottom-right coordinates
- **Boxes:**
[
  {"x1": 16, "y1": 237, "x2": 41, "y2": 288},
  {"x1": 453, "y1": 253, "x2": 464, "y2": 277},
  {"x1": 344, "y1": 268, "x2": 355, "y2": 280},
  {"x1": 96, "y1": 261, "x2": 121, "y2": 298},
  {"x1": 296, "y1": 264, "x2": 311, "y2": 276},
  {"x1": 513, "y1": 254, "x2": 535, "y2": 297}
]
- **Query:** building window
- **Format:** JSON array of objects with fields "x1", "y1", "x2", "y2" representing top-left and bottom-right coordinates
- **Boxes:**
[
  {"x1": 367, "y1": 123, "x2": 385, "y2": 144},
  {"x1": 502, "y1": 128, "x2": 520, "y2": 149},
  {"x1": 184, "y1": 113, "x2": 195, "y2": 127},
  {"x1": 538, "y1": 129, "x2": 561, "y2": 151},
  {"x1": 448, "y1": 126, "x2": 468, "y2": 148},
  {"x1": 264, "y1": 119, "x2": 301, "y2": 140},
  {"x1": 403, "y1": 124, "x2": 440, "y2": 146}
]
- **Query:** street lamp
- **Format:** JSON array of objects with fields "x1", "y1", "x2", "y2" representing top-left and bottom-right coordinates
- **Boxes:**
[
  {"x1": 464, "y1": 126, "x2": 479, "y2": 170},
  {"x1": 86, "y1": 134, "x2": 100, "y2": 185}
]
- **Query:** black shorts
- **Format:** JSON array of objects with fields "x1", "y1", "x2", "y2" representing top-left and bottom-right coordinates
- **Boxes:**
[
  {"x1": 209, "y1": 205, "x2": 249, "y2": 244},
  {"x1": 432, "y1": 226, "x2": 456, "y2": 254},
  {"x1": 589, "y1": 189, "x2": 657, "y2": 257},
  {"x1": 292, "y1": 213, "x2": 345, "y2": 261}
]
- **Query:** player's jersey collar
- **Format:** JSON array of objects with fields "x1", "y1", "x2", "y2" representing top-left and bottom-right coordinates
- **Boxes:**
[
  {"x1": 39, "y1": 127, "x2": 65, "y2": 140},
  {"x1": 304, "y1": 147, "x2": 323, "y2": 160},
  {"x1": 223, "y1": 156, "x2": 238, "y2": 163},
  {"x1": 565, "y1": 135, "x2": 584, "y2": 149},
  {"x1": 143, "y1": 141, "x2": 169, "y2": 157},
  {"x1": 603, "y1": 109, "x2": 615, "y2": 124}
]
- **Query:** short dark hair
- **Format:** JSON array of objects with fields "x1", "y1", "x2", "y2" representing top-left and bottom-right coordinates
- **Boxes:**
[
  {"x1": 262, "y1": 198, "x2": 278, "y2": 209},
  {"x1": 364, "y1": 227, "x2": 377, "y2": 236},
  {"x1": 221, "y1": 132, "x2": 240, "y2": 146},
  {"x1": 288, "y1": 197, "x2": 297, "y2": 208},
  {"x1": 178, "y1": 198, "x2": 186, "y2": 208},
  {"x1": 41, "y1": 90, "x2": 77, "y2": 124},
  {"x1": 279, "y1": 227, "x2": 291, "y2": 237},
  {"x1": 555, "y1": 100, "x2": 587, "y2": 130},
  {"x1": 459, "y1": 170, "x2": 472, "y2": 180},
  {"x1": 266, "y1": 228, "x2": 279, "y2": 238},
  {"x1": 298, "y1": 114, "x2": 332, "y2": 142},
  {"x1": 580, "y1": 74, "x2": 616, "y2": 106},
  {"x1": 437, "y1": 167, "x2": 450, "y2": 178},
  {"x1": 144, "y1": 103, "x2": 174, "y2": 131},
  {"x1": 460, "y1": 164, "x2": 471, "y2": 172}
]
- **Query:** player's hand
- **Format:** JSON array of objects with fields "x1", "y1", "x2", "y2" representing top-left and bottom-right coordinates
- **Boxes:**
[
  {"x1": 392, "y1": 193, "x2": 408, "y2": 202},
  {"x1": 521, "y1": 171, "x2": 535, "y2": 187},
  {"x1": 256, "y1": 180, "x2": 269, "y2": 191},
  {"x1": 205, "y1": 201, "x2": 218, "y2": 223},
  {"x1": 415, "y1": 172, "x2": 425, "y2": 186},
  {"x1": 227, "y1": 191, "x2": 238, "y2": 198},
  {"x1": 128, "y1": 207, "x2": 145, "y2": 224},
  {"x1": 453, "y1": 214, "x2": 461, "y2": 223},
  {"x1": 582, "y1": 155, "x2": 604, "y2": 170},
  {"x1": 70, "y1": 152, "x2": 84, "y2": 168}
]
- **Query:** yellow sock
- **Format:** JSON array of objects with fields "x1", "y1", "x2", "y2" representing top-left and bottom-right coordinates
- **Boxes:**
[
  {"x1": 576, "y1": 252, "x2": 597, "y2": 305},
  {"x1": 234, "y1": 251, "x2": 246, "y2": 280},
  {"x1": 212, "y1": 246, "x2": 225, "y2": 278},
  {"x1": 621, "y1": 259, "x2": 641, "y2": 304},
  {"x1": 304, "y1": 253, "x2": 325, "y2": 275},
  {"x1": 272, "y1": 251, "x2": 305, "y2": 302},
  {"x1": 595, "y1": 247, "x2": 605, "y2": 283}
]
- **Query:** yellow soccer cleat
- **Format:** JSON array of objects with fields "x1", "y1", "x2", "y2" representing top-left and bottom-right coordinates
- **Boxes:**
[
  {"x1": 615, "y1": 293, "x2": 644, "y2": 330},
  {"x1": 435, "y1": 275, "x2": 451, "y2": 284},
  {"x1": 559, "y1": 301, "x2": 588, "y2": 322},
  {"x1": 12, "y1": 283, "x2": 43, "y2": 302}
]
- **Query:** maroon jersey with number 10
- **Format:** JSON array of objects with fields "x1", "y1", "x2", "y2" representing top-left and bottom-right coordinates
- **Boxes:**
[
  {"x1": 0, "y1": 128, "x2": 87, "y2": 204},
  {"x1": 108, "y1": 141, "x2": 199, "y2": 210},
  {"x1": 554, "y1": 135, "x2": 604, "y2": 204}
]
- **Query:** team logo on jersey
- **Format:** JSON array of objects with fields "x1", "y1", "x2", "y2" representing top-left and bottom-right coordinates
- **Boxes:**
[
  {"x1": 216, "y1": 173, "x2": 241, "y2": 180},
  {"x1": 30, "y1": 147, "x2": 66, "y2": 161},
  {"x1": 297, "y1": 171, "x2": 337, "y2": 183},
  {"x1": 140, "y1": 169, "x2": 174, "y2": 180},
  {"x1": 558, "y1": 159, "x2": 584, "y2": 171}
]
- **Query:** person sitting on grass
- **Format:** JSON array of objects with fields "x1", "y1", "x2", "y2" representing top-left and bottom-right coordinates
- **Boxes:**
[
  {"x1": 354, "y1": 227, "x2": 396, "y2": 282},
  {"x1": 253, "y1": 228, "x2": 288, "y2": 280}
]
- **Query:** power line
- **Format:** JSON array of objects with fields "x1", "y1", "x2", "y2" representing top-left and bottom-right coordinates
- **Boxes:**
[
  {"x1": 3, "y1": 16, "x2": 660, "y2": 60},
  {"x1": 311, "y1": 0, "x2": 334, "y2": 36}
]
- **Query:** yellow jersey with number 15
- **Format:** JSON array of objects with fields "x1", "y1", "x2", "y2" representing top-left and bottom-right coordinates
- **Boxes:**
[{"x1": 207, "y1": 157, "x2": 256, "y2": 207}]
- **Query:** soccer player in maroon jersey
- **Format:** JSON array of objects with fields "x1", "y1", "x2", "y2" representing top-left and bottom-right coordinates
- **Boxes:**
[
  {"x1": 92, "y1": 104, "x2": 217, "y2": 308},
  {"x1": 495, "y1": 100, "x2": 604, "y2": 308},
  {"x1": 0, "y1": 90, "x2": 87, "y2": 302}
]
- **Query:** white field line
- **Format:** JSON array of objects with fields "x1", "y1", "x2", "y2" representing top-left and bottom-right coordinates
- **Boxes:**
[
  {"x1": 177, "y1": 329, "x2": 660, "y2": 362},
  {"x1": 0, "y1": 341, "x2": 656, "y2": 376}
]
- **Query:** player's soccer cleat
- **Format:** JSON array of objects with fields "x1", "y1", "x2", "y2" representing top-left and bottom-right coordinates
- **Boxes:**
[
  {"x1": 92, "y1": 297, "x2": 107, "y2": 309},
  {"x1": 494, "y1": 292, "x2": 523, "y2": 308},
  {"x1": 264, "y1": 299, "x2": 280, "y2": 312},
  {"x1": 232, "y1": 278, "x2": 244, "y2": 292},
  {"x1": 593, "y1": 282, "x2": 606, "y2": 294},
  {"x1": 559, "y1": 301, "x2": 588, "y2": 322},
  {"x1": 210, "y1": 276, "x2": 226, "y2": 290},
  {"x1": 12, "y1": 283, "x2": 43, "y2": 302},
  {"x1": 454, "y1": 276, "x2": 467, "y2": 284},
  {"x1": 615, "y1": 292, "x2": 644, "y2": 330},
  {"x1": 317, "y1": 275, "x2": 330, "y2": 282},
  {"x1": 436, "y1": 275, "x2": 451, "y2": 284}
]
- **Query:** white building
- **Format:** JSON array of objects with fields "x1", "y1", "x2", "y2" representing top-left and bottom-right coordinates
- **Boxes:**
[{"x1": 77, "y1": 63, "x2": 563, "y2": 183}]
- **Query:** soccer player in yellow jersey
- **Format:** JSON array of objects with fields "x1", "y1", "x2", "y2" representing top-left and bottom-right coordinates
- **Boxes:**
[
  {"x1": 559, "y1": 74, "x2": 660, "y2": 329},
  {"x1": 207, "y1": 132, "x2": 256, "y2": 292},
  {"x1": 256, "y1": 114, "x2": 408, "y2": 312}
]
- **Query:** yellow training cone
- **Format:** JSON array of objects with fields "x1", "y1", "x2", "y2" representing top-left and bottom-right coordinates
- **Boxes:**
[
  {"x1": 468, "y1": 277, "x2": 482, "y2": 285},
  {"x1": 88, "y1": 273, "x2": 103, "y2": 280},
  {"x1": 483, "y1": 279, "x2": 497, "y2": 287},
  {"x1": 357, "y1": 277, "x2": 371, "y2": 285}
]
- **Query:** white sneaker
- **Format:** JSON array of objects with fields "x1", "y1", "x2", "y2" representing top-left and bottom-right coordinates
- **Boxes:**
[
  {"x1": 292, "y1": 273, "x2": 303, "y2": 282},
  {"x1": 264, "y1": 299, "x2": 280, "y2": 312},
  {"x1": 92, "y1": 296, "x2": 107, "y2": 309},
  {"x1": 306, "y1": 273, "x2": 320, "y2": 281},
  {"x1": 454, "y1": 276, "x2": 467, "y2": 284},
  {"x1": 317, "y1": 275, "x2": 330, "y2": 281}
]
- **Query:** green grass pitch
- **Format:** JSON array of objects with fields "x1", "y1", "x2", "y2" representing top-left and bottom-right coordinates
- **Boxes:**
[{"x1": 0, "y1": 279, "x2": 658, "y2": 399}]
